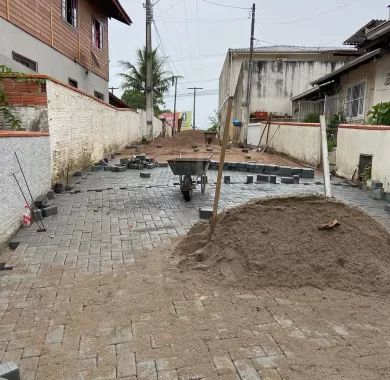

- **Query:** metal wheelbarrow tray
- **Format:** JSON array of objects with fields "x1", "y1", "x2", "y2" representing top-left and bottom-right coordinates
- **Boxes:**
[{"x1": 168, "y1": 157, "x2": 211, "y2": 201}]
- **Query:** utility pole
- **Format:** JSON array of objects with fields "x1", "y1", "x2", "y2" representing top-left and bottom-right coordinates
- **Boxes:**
[
  {"x1": 172, "y1": 75, "x2": 182, "y2": 134},
  {"x1": 109, "y1": 87, "x2": 119, "y2": 94},
  {"x1": 240, "y1": 3, "x2": 256, "y2": 146},
  {"x1": 188, "y1": 87, "x2": 203, "y2": 130},
  {"x1": 145, "y1": 0, "x2": 154, "y2": 140}
]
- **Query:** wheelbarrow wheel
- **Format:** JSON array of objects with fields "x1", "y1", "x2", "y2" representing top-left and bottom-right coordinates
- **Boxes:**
[{"x1": 182, "y1": 190, "x2": 192, "y2": 201}]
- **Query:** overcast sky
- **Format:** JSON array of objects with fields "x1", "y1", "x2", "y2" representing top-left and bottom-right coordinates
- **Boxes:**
[{"x1": 109, "y1": 0, "x2": 389, "y2": 129}]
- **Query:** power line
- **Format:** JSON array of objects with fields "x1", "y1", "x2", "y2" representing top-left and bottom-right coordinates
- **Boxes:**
[
  {"x1": 154, "y1": 16, "x2": 248, "y2": 23},
  {"x1": 165, "y1": 89, "x2": 219, "y2": 98},
  {"x1": 257, "y1": 0, "x2": 362, "y2": 25},
  {"x1": 199, "y1": 0, "x2": 251, "y2": 10},
  {"x1": 152, "y1": 20, "x2": 179, "y2": 74}
]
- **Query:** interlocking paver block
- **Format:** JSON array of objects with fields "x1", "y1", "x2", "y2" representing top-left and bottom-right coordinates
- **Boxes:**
[
  {"x1": 45, "y1": 324, "x2": 64, "y2": 344},
  {"x1": 257, "y1": 174, "x2": 269, "y2": 182},
  {"x1": 116, "y1": 343, "x2": 136, "y2": 377},
  {"x1": 213, "y1": 355, "x2": 236, "y2": 375},
  {"x1": 234, "y1": 359, "x2": 261, "y2": 380},
  {"x1": 137, "y1": 360, "x2": 157, "y2": 380},
  {"x1": 281, "y1": 177, "x2": 294, "y2": 184},
  {"x1": 199, "y1": 208, "x2": 213, "y2": 220}
]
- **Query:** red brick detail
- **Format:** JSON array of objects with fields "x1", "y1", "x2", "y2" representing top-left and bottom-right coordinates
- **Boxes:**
[
  {"x1": 339, "y1": 124, "x2": 390, "y2": 131},
  {"x1": 1, "y1": 74, "x2": 139, "y2": 112},
  {"x1": 0, "y1": 131, "x2": 50, "y2": 138},
  {"x1": 270, "y1": 121, "x2": 320, "y2": 127},
  {"x1": 1, "y1": 77, "x2": 48, "y2": 106}
]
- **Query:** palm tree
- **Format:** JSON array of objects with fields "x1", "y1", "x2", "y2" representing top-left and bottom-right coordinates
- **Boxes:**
[{"x1": 119, "y1": 47, "x2": 173, "y2": 113}]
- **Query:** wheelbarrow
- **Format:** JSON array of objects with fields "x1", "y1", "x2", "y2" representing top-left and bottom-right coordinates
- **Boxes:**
[{"x1": 168, "y1": 155, "x2": 212, "y2": 201}]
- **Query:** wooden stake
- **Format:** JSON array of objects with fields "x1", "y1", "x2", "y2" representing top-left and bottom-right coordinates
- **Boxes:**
[
  {"x1": 209, "y1": 96, "x2": 234, "y2": 238},
  {"x1": 320, "y1": 115, "x2": 332, "y2": 197}
]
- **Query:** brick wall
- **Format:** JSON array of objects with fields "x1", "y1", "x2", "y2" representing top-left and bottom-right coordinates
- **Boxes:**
[
  {"x1": 1, "y1": 77, "x2": 47, "y2": 106},
  {"x1": 2, "y1": 75, "x2": 166, "y2": 183},
  {"x1": 0, "y1": 131, "x2": 51, "y2": 249},
  {"x1": 46, "y1": 79, "x2": 164, "y2": 183}
]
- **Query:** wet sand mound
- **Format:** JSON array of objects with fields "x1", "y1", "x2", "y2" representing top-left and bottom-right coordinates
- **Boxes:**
[
  {"x1": 176, "y1": 196, "x2": 390, "y2": 294},
  {"x1": 152, "y1": 129, "x2": 206, "y2": 148}
]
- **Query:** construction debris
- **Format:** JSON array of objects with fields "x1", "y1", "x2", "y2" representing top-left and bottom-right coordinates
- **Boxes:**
[{"x1": 318, "y1": 219, "x2": 341, "y2": 230}]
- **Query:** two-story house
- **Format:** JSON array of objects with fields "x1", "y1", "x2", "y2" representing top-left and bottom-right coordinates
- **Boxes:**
[{"x1": 0, "y1": 0, "x2": 131, "y2": 101}]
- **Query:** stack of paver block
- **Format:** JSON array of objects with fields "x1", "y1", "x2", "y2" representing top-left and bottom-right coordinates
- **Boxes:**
[
  {"x1": 370, "y1": 180, "x2": 384, "y2": 200},
  {"x1": 127, "y1": 154, "x2": 158, "y2": 170},
  {"x1": 208, "y1": 161, "x2": 315, "y2": 181},
  {"x1": 33, "y1": 192, "x2": 58, "y2": 218}
]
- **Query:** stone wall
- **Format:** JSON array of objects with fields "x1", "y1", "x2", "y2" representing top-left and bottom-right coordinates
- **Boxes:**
[{"x1": 0, "y1": 131, "x2": 51, "y2": 248}]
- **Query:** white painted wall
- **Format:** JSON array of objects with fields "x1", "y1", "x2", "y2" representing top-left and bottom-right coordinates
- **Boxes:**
[
  {"x1": 336, "y1": 126, "x2": 390, "y2": 191},
  {"x1": 247, "y1": 122, "x2": 321, "y2": 166},
  {"x1": 46, "y1": 80, "x2": 164, "y2": 182},
  {"x1": 0, "y1": 135, "x2": 51, "y2": 248}
]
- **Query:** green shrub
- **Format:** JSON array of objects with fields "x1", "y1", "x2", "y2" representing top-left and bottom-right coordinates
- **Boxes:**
[
  {"x1": 368, "y1": 102, "x2": 390, "y2": 125},
  {"x1": 303, "y1": 113, "x2": 320, "y2": 123}
]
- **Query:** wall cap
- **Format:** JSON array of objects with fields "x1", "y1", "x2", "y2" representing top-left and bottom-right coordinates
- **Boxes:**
[
  {"x1": 250, "y1": 121, "x2": 320, "y2": 127},
  {"x1": 0, "y1": 130, "x2": 50, "y2": 138},
  {"x1": 339, "y1": 124, "x2": 390, "y2": 130}
]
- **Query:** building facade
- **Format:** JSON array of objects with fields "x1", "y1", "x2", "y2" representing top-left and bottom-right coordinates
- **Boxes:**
[
  {"x1": 306, "y1": 19, "x2": 390, "y2": 124},
  {"x1": 0, "y1": 0, "x2": 131, "y2": 101}
]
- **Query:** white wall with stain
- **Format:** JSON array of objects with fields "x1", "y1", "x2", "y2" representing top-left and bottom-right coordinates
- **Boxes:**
[
  {"x1": 247, "y1": 122, "x2": 321, "y2": 166},
  {"x1": 336, "y1": 125, "x2": 390, "y2": 191},
  {"x1": 0, "y1": 134, "x2": 51, "y2": 248}
]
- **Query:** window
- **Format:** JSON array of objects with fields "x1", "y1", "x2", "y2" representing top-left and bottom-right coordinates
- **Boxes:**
[
  {"x1": 345, "y1": 83, "x2": 365, "y2": 119},
  {"x1": 12, "y1": 51, "x2": 37, "y2": 71},
  {"x1": 92, "y1": 19, "x2": 103, "y2": 49},
  {"x1": 68, "y1": 78, "x2": 78, "y2": 88},
  {"x1": 94, "y1": 91, "x2": 104, "y2": 100},
  {"x1": 62, "y1": 0, "x2": 77, "y2": 28}
]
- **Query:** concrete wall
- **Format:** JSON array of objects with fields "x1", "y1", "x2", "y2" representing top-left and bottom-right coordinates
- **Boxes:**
[
  {"x1": 251, "y1": 60, "x2": 342, "y2": 116},
  {"x1": 336, "y1": 124, "x2": 390, "y2": 191},
  {"x1": 0, "y1": 132, "x2": 51, "y2": 248},
  {"x1": 247, "y1": 122, "x2": 321, "y2": 166},
  {"x1": 219, "y1": 51, "x2": 351, "y2": 111},
  {"x1": 0, "y1": 17, "x2": 109, "y2": 101},
  {"x1": 46, "y1": 80, "x2": 164, "y2": 182}
]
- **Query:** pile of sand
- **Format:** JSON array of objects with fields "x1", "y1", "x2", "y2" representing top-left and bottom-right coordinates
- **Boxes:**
[
  {"x1": 176, "y1": 195, "x2": 390, "y2": 294},
  {"x1": 151, "y1": 130, "x2": 207, "y2": 148}
]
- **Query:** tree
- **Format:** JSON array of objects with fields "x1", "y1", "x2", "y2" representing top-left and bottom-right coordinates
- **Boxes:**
[{"x1": 119, "y1": 47, "x2": 173, "y2": 115}]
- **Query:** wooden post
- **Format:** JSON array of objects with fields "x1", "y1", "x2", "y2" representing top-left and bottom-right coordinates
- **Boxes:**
[
  {"x1": 209, "y1": 96, "x2": 234, "y2": 238},
  {"x1": 320, "y1": 115, "x2": 332, "y2": 197}
]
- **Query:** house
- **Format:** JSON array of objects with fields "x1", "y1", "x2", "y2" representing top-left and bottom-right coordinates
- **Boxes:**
[
  {"x1": 0, "y1": 0, "x2": 131, "y2": 102},
  {"x1": 219, "y1": 46, "x2": 358, "y2": 119},
  {"x1": 292, "y1": 19, "x2": 390, "y2": 123}
]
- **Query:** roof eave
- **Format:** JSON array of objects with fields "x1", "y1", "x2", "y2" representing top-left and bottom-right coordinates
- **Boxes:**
[
  {"x1": 110, "y1": 0, "x2": 132, "y2": 25},
  {"x1": 311, "y1": 48, "x2": 384, "y2": 85}
]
